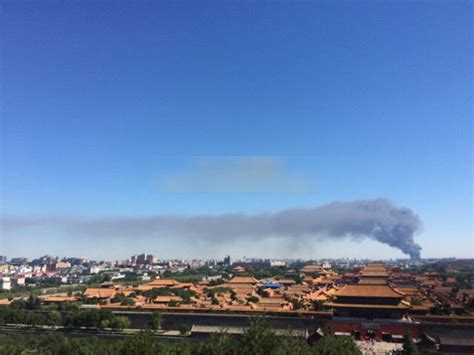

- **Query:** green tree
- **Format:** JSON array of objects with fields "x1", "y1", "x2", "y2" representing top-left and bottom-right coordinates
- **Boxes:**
[
  {"x1": 313, "y1": 334, "x2": 361, "y2": 355},
  {"x1": 121, "y1": 331, "x2": 158, "y2": 355},
  {"x1": 311, "y1": 300, "x2": 326, "y2": 311},
  {"x1": 173, "y1": 339, "x2": 192, "y2": 355},
  {"x1": 432, "y1": 302, "x2": 452, "y2": 315},
  {"x1": 110, "y1": 316, "x2": 131, "y2": 331},
  {"x1": 196, "y1": 331, "x2": 240, "y2": 355},
  {"x1": 9, "y1": 299, "x2": 28, "y2": 310},
  {"x1": 247, "y1": 296, "x2": 259, "y2": 303},
  {"x1": 47, "y1": 310, "x2": 62, "y2": 326},
  {"x1": 100, "y1": 319, "x2": 111, "y2": 330},
  {"x1": 149, "y1": 312, "x2": 162, "y2": 331},
  {"x1": 112, "y1": 292, "x2": 136, "y2": 306},
  {"x1": 290, "y1": 297, "x2": 303, "y2": 310},
  {"x1": 121, "y1": 297, "x2": 136, "y2": 306},
  {"x1": 64, "y1": 309, "x2": 102, "y2": 328},
  {"x1": 241, "y1": 318, "x2": 278, "y2": 355},
  {"x1": 402, "y1": 333, "x2": 419, "y2": 355},
  {"x1": 179, "y1": 323, "x2": 191, "y2": 335},
  {"x1": 0, "y1": 306, "x2": 6, "y2": 325},
  {"x1": 276, "y1": 334, "x2": 313, "y2": 355},
  {"x1": 27, "y1": 293, "x2": 42, "y2": 310},
  {"x1": 25, "y1": 312, "x2": 46, "y2": 327},
  {"x1": 257, "y1": 288, "x2": 270, "y2": 297},
  {"x1": 411, "y1": 297, "x2": 422, "y2": 306}
]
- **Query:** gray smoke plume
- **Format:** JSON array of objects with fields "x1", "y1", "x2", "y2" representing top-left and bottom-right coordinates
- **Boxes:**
[{"x1": 1, "y1": 199, "x2": 422, "y2": 259}]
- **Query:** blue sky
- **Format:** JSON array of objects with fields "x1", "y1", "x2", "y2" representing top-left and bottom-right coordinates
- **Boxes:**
[{"x1": 1, "y1": 1, "x2": 472, "y2": 260}]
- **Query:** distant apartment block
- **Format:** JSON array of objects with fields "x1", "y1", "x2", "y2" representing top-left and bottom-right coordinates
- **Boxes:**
[
  {"x1": 89, "y1": 264, "x2": 105, "y2": 274},
  {"x1": 9, "y1": 257, "x2": 28, "y2": 266},
  {"x1": 131, "y1": 253, "x2": 157, "y2": 265},
  {"x1": 48, "y1": 260, "x2": 71, "y2": 271}
]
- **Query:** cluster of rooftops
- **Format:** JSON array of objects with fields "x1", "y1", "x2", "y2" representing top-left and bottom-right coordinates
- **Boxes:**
[{"x1": 35, "y1": 262, "x2": 469, "y2": 319}]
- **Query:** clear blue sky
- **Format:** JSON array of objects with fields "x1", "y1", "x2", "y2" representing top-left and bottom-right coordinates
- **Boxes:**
[{"x1": 1, "y1": 1, "x2": 472, "y2": 260}]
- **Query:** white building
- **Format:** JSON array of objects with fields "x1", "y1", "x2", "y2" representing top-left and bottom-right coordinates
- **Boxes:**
[
  {"x1": 89, "y1": 265, "x2": 105, "y2": 274},
  {"x1": 270, "y1": 260, "x2": 286, "y2": 267},
  {"x1": 322, "y1": 261, "x2": 332, "y2": 269},
  {"x1": 14, "y1": 276, "x2": 25, "y2": 286},
  {"x1": 0, "y1": 277, "x2": 11, "y2": 290}
]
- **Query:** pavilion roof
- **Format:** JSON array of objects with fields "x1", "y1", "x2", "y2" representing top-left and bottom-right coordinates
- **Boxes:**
[
  {"x1": 358, "y1": 278, "x2": 388, "y2": 285},
  {"x1": 334, "y1": 284, "x2": 404, "y2": 298},
  {"x1": 43, "y1": 295, "x2": 77, "y2": 302},
  {"x1": 153, "y1": 296, "x2": 182, "y2": 303},
  {"x1": 83, "y1": 288, "x2": 116, "y2": 299},
  {"x1": 146, "y1": 278, "x2": 179, "y2": 287},
  {"x1": 325, "y1": 302, "x2": 409, "y2": 310},
  {"x1": 228, "y1": 276, "x2": 259, "y2": 284},
  {"x1": 258, "y1": 297, "x2": 286, "y2": 305},
  {"x1": 360, "y1": 270, "x2": 389, "y2": 277}
]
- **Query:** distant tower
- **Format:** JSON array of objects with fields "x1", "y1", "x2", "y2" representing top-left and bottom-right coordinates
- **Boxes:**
[{"x1": 223, "y1": 255, "x2": 231, "y2": 266}]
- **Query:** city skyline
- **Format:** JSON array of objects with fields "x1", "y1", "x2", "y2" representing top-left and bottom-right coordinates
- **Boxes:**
[
  {"x1": 1, "y1": 2, "x2": 472, "y2": 260},
  {"x1": 2, "y1": 252, "x2": 469, "y2": 264}
]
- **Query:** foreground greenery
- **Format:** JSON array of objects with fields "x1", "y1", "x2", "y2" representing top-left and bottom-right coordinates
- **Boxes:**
[
  {"x1": 0, "y1": 301, "x2": 131, "y2": 331},
  {"x1": 0, "y1": 318, "x2": 363, "y2": 355}
]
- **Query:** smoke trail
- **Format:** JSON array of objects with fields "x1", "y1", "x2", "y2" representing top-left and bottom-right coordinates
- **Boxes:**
[{"x1": 1, "y1": 199, "x2": 422, "y2": 258}]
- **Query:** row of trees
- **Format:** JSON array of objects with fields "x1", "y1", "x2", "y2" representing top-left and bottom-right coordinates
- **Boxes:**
[
  {"x1": 0, "y1": 318, "x2": 365, "y2": 355},
  {"x1": 63, "y1": 309, "x2": 131, "y2": 331},
  {"x1": 0, "y1": 306, "x2": 131, "y2": 331},
  {"x1": 0, "y1": 306, "x2": 63, "y2": 327}
]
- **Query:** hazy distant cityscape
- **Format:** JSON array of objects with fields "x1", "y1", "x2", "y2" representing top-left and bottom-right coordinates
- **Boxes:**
[{"x1": 1, "y1": 253, "x2": 473, "y2": 353}]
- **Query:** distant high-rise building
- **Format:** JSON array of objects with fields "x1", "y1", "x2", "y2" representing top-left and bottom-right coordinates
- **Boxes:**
[
  {"x1": 133, "y1": 254, "x2": 157, "y2": 265},
  {"x1": 9, "y1": 257, "x2": 28, "y2": 266},
  {"x1": 0, "y1": 256, "x2": 7, "y2": 264},
  {"x1": 146, "y1": 254, "x2": 157, "y2": 265},
  {"x1": 223, "y1": 255, "x2": 231, "y2": 266},
  {"x1": 136, "y1": 254, "x2": 147, "y2": 264},
  {"x1": 67, "y1": 257, "x2": 88, "y2": 265},
  {"x1": 49, "y1": 260, "x2": 71, "y2": 271}
]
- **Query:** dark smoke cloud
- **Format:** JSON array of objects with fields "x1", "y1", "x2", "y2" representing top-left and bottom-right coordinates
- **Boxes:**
[{"x1": 1, "y1": 199, "x2": 422, "y2": 258}]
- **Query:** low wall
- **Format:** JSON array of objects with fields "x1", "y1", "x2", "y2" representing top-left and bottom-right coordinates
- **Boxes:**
[{"x1": 112, "y1": 311, "x2": 326, "y2": 331}]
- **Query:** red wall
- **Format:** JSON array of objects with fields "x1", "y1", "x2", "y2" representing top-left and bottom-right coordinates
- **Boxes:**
[{"x1": 324, "y1": 320, "x2": 419, "y2": 341}]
